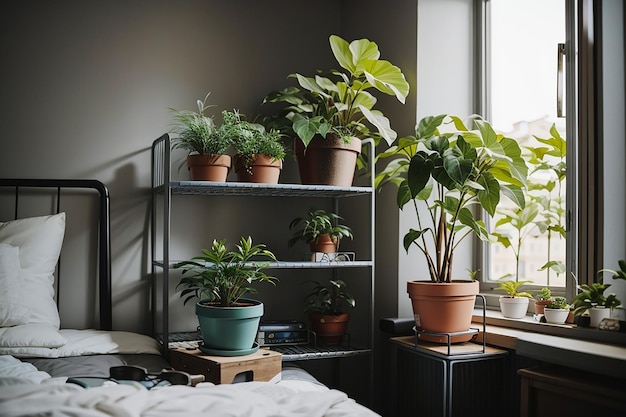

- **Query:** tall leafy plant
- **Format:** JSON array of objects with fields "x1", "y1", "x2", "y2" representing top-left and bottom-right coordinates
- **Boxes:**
[
  {"x1": 264, "y1": 35, "x2": 410, "y2": 149},
  {"x1": 376, "y1": 114, "x2": 529, "y2": 283}
]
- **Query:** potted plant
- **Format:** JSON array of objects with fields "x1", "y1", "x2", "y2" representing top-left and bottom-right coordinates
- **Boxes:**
[
  {"x1": 221, "y1": 110, "x2": 286, "y2": 184},
  {"x1": 170, "y1": 93, "x2": 232, "y2": 181},
  {"x1": 571, "y1": 260, "x2": 626, "y2": 327},
  {"x1": 304, "y1": 279, "x2": 355, "y2": 344},
  {"x1": 496, "y1": 280, "x2": 533, "y2": 319},
  {"x1": 173, "y1": 236, "x2": 278, "y2": 355},
  {"x1": 264, "y1": 35, "x2": 410, "y2": 187},
  {"x1": 376, "y1": 114, "x2": 529, "y2": 340},
  {"x1": 533, "y1": 287, "x2": 553, "y2": 315},
  {"x1": 543, "y1": 296, "x2": 570, "y2": 324},
  {"x1": 288, "y1": 209, "x2": 353, "y2": 255}
]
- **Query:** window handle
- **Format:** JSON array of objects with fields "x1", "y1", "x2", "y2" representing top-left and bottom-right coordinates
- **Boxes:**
[{"x1": 557, "y1": 43, "x2": 566, "y2": 118}]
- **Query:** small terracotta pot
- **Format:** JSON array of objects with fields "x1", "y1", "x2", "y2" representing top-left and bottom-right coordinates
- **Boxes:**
[
  {"x1": 187, "y1": 154, "x2": 231, "y2": 181},
  {"x1": 309, "y1": 312, "x2": 349, "y2": 345},
  {"x1": 309, "y1": 234, "x2": 338, "y2": 254},
  {"x1": 534, "y1": 299, "x2": 552, "y2": 315},
  {"x1": 233, "y1": 154, "x2": 282, "y2": 184}
]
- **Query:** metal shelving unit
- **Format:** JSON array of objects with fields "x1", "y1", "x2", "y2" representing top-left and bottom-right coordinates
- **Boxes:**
[{"x1": 150, "y1": 134, "x2": 375, "y2": 373}]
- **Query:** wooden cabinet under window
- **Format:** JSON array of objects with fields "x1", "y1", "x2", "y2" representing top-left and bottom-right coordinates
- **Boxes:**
[{"x1": 518, "y1": 365, "x2": 626, "y2": 416}]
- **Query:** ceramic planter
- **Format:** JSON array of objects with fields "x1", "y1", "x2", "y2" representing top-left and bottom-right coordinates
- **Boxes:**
[
  {"x1": 589, "y1": 306, "x2": 611, "y2": 327},
  {"x1": 195, "y1": 298, "x2": 263, "y2": 355},
  {"x1": 499, "y1": 296, "x2": 530, "y2": 319},
  {"x1": 233, "y1": 154, "x2": 282, "y2": 184},
  {"x1": 187, "y1": 154, "x2": 231, "y2": 181},
  {"x1": 543, "y1": 308, "x2": 569, "y2": 324},
  {"x1": 309, "y1": 312, "x2": 349, "y2": 345},
  {"x1": 407, "y1": 280, "x2": 479, "y2": 343},
  {"x1": 294, "y1": 134, "x2": 361, "y2": 187}
]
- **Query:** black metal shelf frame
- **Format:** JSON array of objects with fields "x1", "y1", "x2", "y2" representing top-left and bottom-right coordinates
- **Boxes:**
[{"x1": 150, "y1": 134, "x2": 376, "y2": 386}]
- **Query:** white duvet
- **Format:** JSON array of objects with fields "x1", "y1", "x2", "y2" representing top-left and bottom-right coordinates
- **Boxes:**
[{"x1": 0, "y1": 354, "x2": 380, "y2": 417}]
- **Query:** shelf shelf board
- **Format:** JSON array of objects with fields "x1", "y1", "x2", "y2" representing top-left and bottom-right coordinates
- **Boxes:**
[
  {"x1": 270, "y1": 344, "x2": 371, "y2": 361},
  {"x1": 164, "y1": 181, "x2": 373, "y2": 198},
  {"x1": 152, "y1": 260, "x2": 373, "y2": 269}
]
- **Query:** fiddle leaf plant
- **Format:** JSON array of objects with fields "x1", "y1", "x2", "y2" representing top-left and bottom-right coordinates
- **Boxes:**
[
  {"x1": 376, "y1": 114, "x2": 529, "y2": 283},
  {"x1": 174, "y1": 236, "x2": 278, "y2": 307},
  {"x1": 264, "y1": 35, "x2": 410, "y2": 149}
]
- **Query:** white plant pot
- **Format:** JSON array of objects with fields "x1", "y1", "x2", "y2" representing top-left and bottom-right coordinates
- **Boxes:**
[
  {"x1": 543, "y1": 308, "x2": 569, "y2": 324},
  {"x1": 499, "y1": 296, "x2": 530, "y2": 319},
  {"x1": 589, "y1": 306, "x2": 611, "y2": 328}
]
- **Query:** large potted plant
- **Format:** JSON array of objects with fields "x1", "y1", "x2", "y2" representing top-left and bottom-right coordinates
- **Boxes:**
[
  {"x1": 304, "y1": 279, "x2": 355, "y2": 344},
  {"x1": 221, "y1": 110, "x2": 286, "y2": 184},
  {"x1": 264, "y1": 35, "x2": 410, "y2": 186},
  {"x1": 376, "y1": 114, "x2": 529, "y2": 342},
  {"x1": 288, "y1": 209, "x2": 353, "y2": 255},
  {"x1": 174, "y1": 236, "x2": 278, "y2": 355},
  {"x1": 170, "y1": 93, "x2": 232, "y2": 181}
]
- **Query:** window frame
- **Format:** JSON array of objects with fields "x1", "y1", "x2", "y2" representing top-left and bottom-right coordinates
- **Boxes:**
[{"x1": 475, "y1": 0, "x2": 595, "y2": 304}]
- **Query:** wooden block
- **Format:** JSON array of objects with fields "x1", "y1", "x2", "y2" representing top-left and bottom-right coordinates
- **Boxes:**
[{"x1": 169, "y1": 348, "x2": 282, "y2": 384}]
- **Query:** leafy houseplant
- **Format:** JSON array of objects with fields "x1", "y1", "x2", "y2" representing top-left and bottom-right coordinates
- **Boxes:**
[
  {"x1": 221, "y1": 110, "x2": 286, "y2": 183},
  {"x1": 170, "y1": 93, "x2": 232, "y2": 181},
  {"x1": 496, "y1": 280, "x2": 533, "y2": 319},
  {"x1": 572, "y1": 261, "x2": 626, "y2": 327},
  {"x1": 375, "y1": 114, "x2": 529, "y2": 340},
  {"x1": 174, "y1": 236, "x2": 278, "y2": 354},
  {"x1": 304, "y1": 280, "x2": 355, "y2": 344},
  {"x1": 264, "y1": 35, "x2": 410, "y2": 186},
  {"x1": 288, "y1": 209, "x2": 353, "y2": 254}
]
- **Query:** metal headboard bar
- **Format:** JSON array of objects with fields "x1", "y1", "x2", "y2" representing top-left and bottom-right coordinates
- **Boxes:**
[{"x1": 0, "y1": 178, "x2": 112, "y2": 331}]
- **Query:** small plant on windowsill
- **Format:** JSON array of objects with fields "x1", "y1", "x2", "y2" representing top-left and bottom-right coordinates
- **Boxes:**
[
  {"x1": 543, "y1": 296, "x2": 571, "y2": 324},
  {"x1": 533, "y1": 287, "x2": 553, "y2": 315},
  {"x1": 497, "y1": 280, "x2": 533, "y2": 319}
]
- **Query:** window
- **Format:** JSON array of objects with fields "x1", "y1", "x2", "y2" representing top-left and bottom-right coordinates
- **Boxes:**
[{"x1": 480, "y1": 0, "x2": 572, "y2": 292}]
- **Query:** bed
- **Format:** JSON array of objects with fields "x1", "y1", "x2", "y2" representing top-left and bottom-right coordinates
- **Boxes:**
[{"x1": 0, "y1": 178, "x2": 380, "y2": 417}]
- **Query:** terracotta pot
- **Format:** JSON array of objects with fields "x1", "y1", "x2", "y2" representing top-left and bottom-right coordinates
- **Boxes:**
[
  {"x1": 309, "y1": 312, "x2": 349, "y2": 345},
  {"x1": 233, "y1": 154, "x2": 282, "y2": 184},
  {"x1": 309, "y1": 234, "x2": 338, "y2": 254},
  {"x1": 294, "y1": 134, "x2": 361, "y2": 187},
  {"x1": 534, "y1": 299, "x2": 552, "y2": 315},
  {"x1": 407, "y1": 280, "x2": 479, "y2": 343},
  {"x1": 499, "y1": 296, "x2": 530, "y2": 319},
  {"x1": 187, "y1": 154, "x2": 231, "y2": 182}
]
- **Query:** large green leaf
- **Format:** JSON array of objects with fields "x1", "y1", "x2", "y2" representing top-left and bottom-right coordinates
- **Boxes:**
[
  {"x1": 476, "y1": 172, "x2": 501, "y2": 216},
  {"x1": 443, "y1": 146, "x2": 472, "y2": 186},
  {"x1": 329, "y1": 35, "x2": 379, "y2": 75},
  {"x1": 361, "y1": 59, "x2": 410, "y2": 103},
  {"x1": 415, "y1": 114, "x2": 447, "y2": 139},
  {"x1": 360, "y1": 106, "x2": 396, "y2": 145},
  {"x1": 403, "y1": 228, "x2": 425, "y2": 252},
  {"x1": 407, "y1": 153, "x2": 434, "y2": 198}
]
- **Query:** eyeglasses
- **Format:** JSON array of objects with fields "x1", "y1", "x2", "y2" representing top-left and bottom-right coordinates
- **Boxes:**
[{"x1": 109, "y1": 365, "x2": 193, "y2": 389}]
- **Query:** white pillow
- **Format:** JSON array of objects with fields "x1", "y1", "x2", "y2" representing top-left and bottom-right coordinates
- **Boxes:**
[
  {"x1": 0, "y1": 323, "x2": 67, "y2": 348},
  {"x1": 0, "y1": 213, "x2": 66, "y2": 329},
  {"x1": 0, "y1": 243, "x2": 31, "y2": 326}
]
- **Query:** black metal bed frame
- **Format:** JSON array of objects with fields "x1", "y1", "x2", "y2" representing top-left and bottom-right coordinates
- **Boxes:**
[{"x1": 0, "y1": 178, "x2": 112, "y2": 330}]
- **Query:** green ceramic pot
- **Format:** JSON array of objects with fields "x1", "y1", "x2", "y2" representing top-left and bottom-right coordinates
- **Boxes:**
[{"x1": 195, "y1": 298, "x2": 263, "y2": 353}]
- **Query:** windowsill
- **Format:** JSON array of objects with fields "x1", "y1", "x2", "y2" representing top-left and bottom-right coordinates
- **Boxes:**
[
  {"x1": 473, "y1": 309, "x2": 626, "y2": 380},
  {"x1": 473, "y1": 308, "x2": 626, "y2": 347}
]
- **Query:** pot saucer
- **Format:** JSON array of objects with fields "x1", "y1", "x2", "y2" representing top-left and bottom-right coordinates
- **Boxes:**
[{"x1": 198, "y1": 342, "x2": 259, "y2": 356}]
